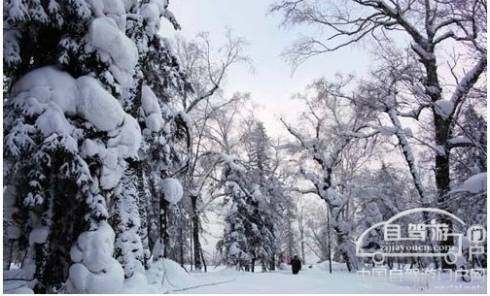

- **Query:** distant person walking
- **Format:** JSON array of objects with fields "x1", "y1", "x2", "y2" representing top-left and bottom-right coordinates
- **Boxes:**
[{"x1": 291, "y1": 255, "x2": 302, "y2": 274}]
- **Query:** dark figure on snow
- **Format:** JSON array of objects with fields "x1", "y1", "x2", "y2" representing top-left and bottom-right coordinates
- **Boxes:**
[{"x1": 291, "y1": 255, "x2": 302, "y2": 274}]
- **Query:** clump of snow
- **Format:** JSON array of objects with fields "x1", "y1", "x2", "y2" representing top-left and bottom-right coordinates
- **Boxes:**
[
  {"x1": 12, "y1": 67, "x2": 126, "y2": 132},
  {"x1": 448, "y1": 135, "x2": 472, "y2": 146},
  {"x1": 452, "y1": 172, "x2": 487, "y2": 194},
  {"x1": 12, "y1": 66, "x2": 78, "y2": 115},
  {"x1": 100, "y1": 148, "x2": 125, "y2": 190},
  {"x1": 11, "y1": 66, "x2": 142, "y2": 190},
  {"x1": 67, "y1": 221, "x2": 124, "y2": 293},
  {"x1": 29, "y1": 226, "x2": 49, "y2": 245},
  {"x1": 86, "y1": 17, "x2": 138, "y2": 87},
  {"x1": 434, "y1": 99, "x2": 454, "y2": 118},
  {"x1": 160, "y1": 178, "x2": 183, "y2": 204},
  {"x1": 77, "y1": 76, "x2": 125, "y2": 131},
  {"x1": 4, "y1": 29, "x2": 22, "y2": 66},
  {"x1": 123, "y1": 258, "x2": 199, "y2": 293},
  {"x1": 88, "y1": 0, "x2": 126, "y2": 30},
  {"x1": 141, "y1": 85, "x2": 164, "y2": 132},
  {"x1": 108, "y1": 114, "x2": 142, "y2": 158},
  {"x1": 4, "y1": 285, "x2": 34, "y2": 294},
  {"x1": 81, "y1": 139, "x2": 106, "y2": 158},
  {"x1": 140, "y1": 2, "x2": 161, "y2": 36},
  {"x1": 35, "y1": 105, "x2": 73, "y2": 137}
]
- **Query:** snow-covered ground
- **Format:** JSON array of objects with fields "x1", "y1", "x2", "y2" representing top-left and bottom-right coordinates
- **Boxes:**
[
  {"x1": 176, "y1": 263, "x2": 486, "y2": 294},
  {"x1": 5, "y1": 261, "x2": 486, "y2": 293}
]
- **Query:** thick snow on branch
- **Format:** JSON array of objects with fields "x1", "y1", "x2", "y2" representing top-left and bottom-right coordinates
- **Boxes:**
[
  {"x1": 452, "y1": 172, "x2": 487, "y2": 194},
  {"x1": 433, "y1": 99, "x2": 454, "y2": 119},
  {"x1": 86, "y1": 17, "x2": 138, "y2": 87},
  {"x1": 448, "y1": 135, "x2": 473, "y2": 148},
  {"x1": 12, "y1": 66, "x2": 142, "y2": 190},
  {"x1": 141, "y1": 85, "x2": 164, "y2": 132},
  {"x1": 160, "y1": 177, "x2": 184, "y2": 204}
]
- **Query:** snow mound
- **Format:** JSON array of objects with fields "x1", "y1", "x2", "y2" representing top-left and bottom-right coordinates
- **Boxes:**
[
  {"x1": 123, "y1": 271, "x2": 158, "y2": 293},
  {"x1": 161, "y1": 178, "x2": 183, "y2": 204},
  {"x1": 145, "y1": 259, "x2": 197, "y2": 292}
]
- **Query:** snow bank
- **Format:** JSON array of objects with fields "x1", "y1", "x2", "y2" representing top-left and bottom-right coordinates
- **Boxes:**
[
  {"x1": 147, "y1": 259, "x2": 196, "y2": 291},
  {"x1": 160, "y1": 178, "x2": 183, "y2": 204},
  {"x1": 122, "y1": 258, "x2": 198, "y2": 293}
]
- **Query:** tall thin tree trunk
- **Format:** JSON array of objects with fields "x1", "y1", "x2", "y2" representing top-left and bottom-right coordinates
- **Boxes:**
[
  {"x1": 200, "y1": 247, "x2": 207, "y2": 272},
  {"x1": 179, "y1": 214, "x2": 185, "y2": 267},
  {"x1": 160, "y1": 199, "x2": 169, "y2": 258},
  {"x1": 190, "y1": 195, "x2": 202, "y2": 270},
  {"x1": 326, "y1": 209, "x2": 332, "y2": 274}
]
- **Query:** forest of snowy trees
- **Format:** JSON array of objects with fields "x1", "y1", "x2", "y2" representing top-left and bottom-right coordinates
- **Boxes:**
[{"x1": 3, "y1": 0, "x2": 487, "y2": 294}]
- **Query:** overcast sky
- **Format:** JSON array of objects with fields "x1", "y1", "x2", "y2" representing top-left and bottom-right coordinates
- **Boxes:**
[
  {"x1": 159, "y1": 0, "x2": 376, "y2": 259},
  {"x1": 161, "y1": 0, "x2": 372, "y2": 137}
]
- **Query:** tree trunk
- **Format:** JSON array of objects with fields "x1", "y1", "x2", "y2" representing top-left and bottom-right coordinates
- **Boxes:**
[
  {"x1": 434, "y1": 113, "x2": 454, "y2": 269},
  {"x1": 329, "y1": 204, "x2": 358, "y2": 272},
  {"x1": 160, "y1": 199, "x2": 169, "y2": 258},
  {"x1": 200, "y1": 246, "x2": 207, "y2": 272},
  {"x1": 326, "y1": 209, "x2": 332, "y2": 274},
  {"x1": 179, "y1": 214, "x2": 185, "y2": 267},
  {"x1": 190, "y1": 195, "x2": 203, "y2": 270}
]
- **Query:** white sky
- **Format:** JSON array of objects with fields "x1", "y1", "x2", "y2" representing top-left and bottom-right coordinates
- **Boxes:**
[
  {"x1": 161, "y1": 0, "x2": 372, "y2": 137},
  {"x1": 159, "y1": 0, "x2": 393, "y2": 260}
]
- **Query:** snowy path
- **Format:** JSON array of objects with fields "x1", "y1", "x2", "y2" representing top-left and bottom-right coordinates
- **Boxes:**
[{"x1": 172, "y1": 265, "x2": 487, "y2": 294}]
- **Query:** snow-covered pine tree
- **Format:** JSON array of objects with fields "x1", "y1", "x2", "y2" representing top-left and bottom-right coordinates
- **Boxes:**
[
  {"x1": 242, "y1": 121, "x2": 279, "y2": 270},
  {"x1": 220, "y1": 156, "x2": 252, "y2": 269},
  {"x1": 108, "y1": 0, "x2": 189, "y2": 277},
  {"x1": 137, "y1": 83, "x2": 188, "y2": 260},
  {"x1": 449, "y1": 106, "x2": 487, "y2": 227},
  {"x1": 3, "y1": 0, "x2": 186, "y2": 292}
]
